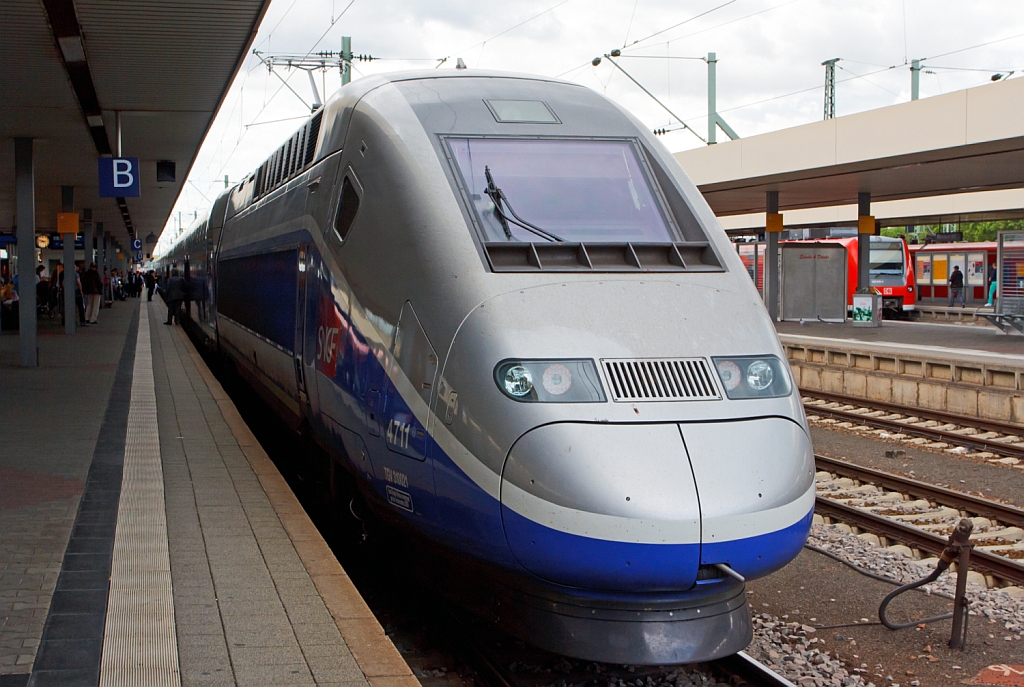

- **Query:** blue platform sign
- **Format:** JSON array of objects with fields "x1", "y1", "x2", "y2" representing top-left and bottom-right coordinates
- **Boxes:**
[
  {"x1": 98, "y1": 157, "x2": 140, "y2": 197},
  {"x1": 131, "y1": 238, "x2": 142, "y2": 251}
]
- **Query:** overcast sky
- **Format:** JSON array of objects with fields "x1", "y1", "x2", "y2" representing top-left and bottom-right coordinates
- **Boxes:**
[{"x1": 160, "y1": 0, "x2": 1024, "y2": 241}]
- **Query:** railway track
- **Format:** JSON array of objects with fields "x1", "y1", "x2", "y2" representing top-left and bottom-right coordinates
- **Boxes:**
[
  {"x1": 814, "y1": 454, "x2": 1024, "y2": 587},
  {"x1": 803, "y1": 390, "x2": 1024, "y2": 460},
  {"x1": 458, "y1": 605, "x2": 799, "y2": 687}
]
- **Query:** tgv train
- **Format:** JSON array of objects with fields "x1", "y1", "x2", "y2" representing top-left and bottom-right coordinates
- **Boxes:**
[{"x1": 158, "y1": 70, "x2": 814, "y2": 665}]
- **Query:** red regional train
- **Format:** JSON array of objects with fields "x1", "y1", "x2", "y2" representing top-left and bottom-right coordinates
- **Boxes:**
[
  {"x1": 907, "y1": 241, "x2": 999, "y2": 306},
  {"x1": 735, "y1": 235, "x2": 916, "y2": 317}
]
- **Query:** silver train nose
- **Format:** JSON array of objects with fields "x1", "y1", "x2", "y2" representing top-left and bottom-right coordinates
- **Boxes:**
[{"x1": 500, "y1": 419, "x2": 815, "y2": 592}]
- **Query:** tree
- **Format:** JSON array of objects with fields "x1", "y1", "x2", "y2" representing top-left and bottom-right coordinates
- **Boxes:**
[{"x1": 882, "y1": 220, "x2": 1024, "y2": 242}]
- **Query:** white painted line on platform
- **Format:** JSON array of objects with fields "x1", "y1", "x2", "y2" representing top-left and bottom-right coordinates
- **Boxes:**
[{"x1": 100, "y1": 300, "x2": 181, "y2": 687}]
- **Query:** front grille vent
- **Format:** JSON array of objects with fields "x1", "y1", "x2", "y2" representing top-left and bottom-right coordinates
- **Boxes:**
[{"x1": 602, "y1": 358, "x2": 720, "y2": 402}]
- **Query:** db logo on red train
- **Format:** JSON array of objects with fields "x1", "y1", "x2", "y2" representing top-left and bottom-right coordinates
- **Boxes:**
[{"x1": 316, "y1": 295, "x2": 342, "y2": 378}]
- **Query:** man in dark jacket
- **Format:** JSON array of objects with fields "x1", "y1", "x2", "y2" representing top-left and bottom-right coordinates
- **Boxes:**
[
  {"x1": 163, "y1": 269, "x2": 186, "y2": 325},
  {"x1": 948, "y1": 264, "x2": 965, "y2": 307},
  {"x1": 82, "y1": 263, "x2": 103, "y2": 323},
  {"x1": 144, "y1": 271, "x2": 156, "y2": 301}
]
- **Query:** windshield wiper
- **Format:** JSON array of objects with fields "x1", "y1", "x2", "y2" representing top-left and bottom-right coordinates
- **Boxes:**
[{"x1": 484, "y1": 166, "x2": 564, "y2": 243}]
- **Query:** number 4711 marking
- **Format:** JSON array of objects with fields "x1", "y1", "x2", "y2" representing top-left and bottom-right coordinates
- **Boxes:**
[{"x1": 386, "y1": 419, "x2": 411, "y2": 450}]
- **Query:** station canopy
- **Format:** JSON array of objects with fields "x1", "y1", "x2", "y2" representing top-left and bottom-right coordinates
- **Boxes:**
[
  {"x1": 0, "y1": 0, "x2": 272, "y2": 251},
  {"x1": 674, "y1": 76, "x2": 1024, "y2": 221}
]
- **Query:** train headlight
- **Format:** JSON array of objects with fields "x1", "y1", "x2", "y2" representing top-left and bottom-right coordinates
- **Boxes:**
[
  {"x1": 715, "y1": 360, "x2": 742, "y2": 391},
  {"x1": 541, "y1": 363, "x2": 572, "y2": 395},
  {"x1": 503, "y1": 365, "x2": 534, "y2": 397},
  {"x1": 713, "y1": 356, "x2": 791, "y2": 399},
  {"x1": 495, "y1": 360, "x2": 605, "y2": 403},
  {"x1": 746, "y1": 360, "x2": 773, "y2": 390}
]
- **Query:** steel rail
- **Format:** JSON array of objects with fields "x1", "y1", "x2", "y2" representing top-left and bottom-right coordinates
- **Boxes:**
[
  {"x1": 816, "y1": 454, "x2": 1024, "y2": 528},
  {"x1": 711, "y1": 652, "x2": 798, "y2": 686},
  {"x1": 814, "y1": 497, "x2": 1024, "y2": 585},
  {"x1": 802, "y1": 392, "x2": 1024, "y2": 459},
  {"x1": 448, "y1": 603, "x2": 796, "y2": 687},
  {"x1": 803, "y1": 389, "x2": 1024, "y2": 437}
]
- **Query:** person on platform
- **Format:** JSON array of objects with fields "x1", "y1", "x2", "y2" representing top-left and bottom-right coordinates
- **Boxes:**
[
  {"x1": 50, "y1": 262, "x2": 65, "y2": 319},
  {"x1": 74, "y1": 264, "x2": 87, "y2": 326},
  {"x1": 948, "y1": 264, "x2": 965, "y2": 307},
  {"x1": 986, "y1": 264, "x2": 998, "y2": 307},
  {"x1": 145, "y1": 270, "x2": 156, "y2": 301},
  {"x1": 163, "y1": 268, "x2": 186, "y2": 325},
  {"x1": 82, "y1": 263, "x2": 103, "y2": 324},
  {"x1": 102, "y1": 267, "x2": 112, "y2": 306}
]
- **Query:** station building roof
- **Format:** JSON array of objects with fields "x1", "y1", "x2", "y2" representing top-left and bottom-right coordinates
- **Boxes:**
[
  {"x1": 673, "y1": 76, "x2": 1024, "y2": 221},
  {"x1": 710, "y1": 188, "x2": 1024, "y2": 232},
  {"x1": 0, "y1": 0, "x2": 272, "y2": 249}
]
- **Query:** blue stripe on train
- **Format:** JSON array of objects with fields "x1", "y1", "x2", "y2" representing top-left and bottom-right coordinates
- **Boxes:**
[
  {"x1": 501, "y1": 503, "x2": 701, "y2": 590},
  {"x1": 500, "y1": 502, "x2": 813, "y2": 591},
  {"x1": 700, "y1": 509, "x2": 814, "y2": 580}
]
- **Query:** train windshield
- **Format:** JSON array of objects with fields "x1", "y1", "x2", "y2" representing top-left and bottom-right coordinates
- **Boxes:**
[
  {"x1": 447, "y1": 138, "x2": 674, "y2": 243},
  {"x1": 869, "y1": 237, "x2": 905, "y2": 276}
]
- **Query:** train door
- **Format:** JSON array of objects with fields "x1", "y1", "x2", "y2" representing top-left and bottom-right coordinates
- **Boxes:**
[
  {"x1": 949, "y1": 253, "x2": 967, "y2": 304},
  {"x1": 378, "y1": 301, "x2": 439, "y2": 523},
  {"x1": 295, "y1": 243, "x2": 312, "y2": 421},
  {"x1": 302, "y1": 153, "x2": 342, "y2": 430},
  {"x1": 967, "y1": 252, "x2": 987, "y2": 304}
]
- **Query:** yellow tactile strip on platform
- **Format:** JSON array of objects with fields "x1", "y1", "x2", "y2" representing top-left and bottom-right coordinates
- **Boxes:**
[
  {"x1": 100, "y1": 301, "x2": 181, "y2": 686},
  {"x1": 175, "y1": 326, "x2": 420, "y2": 687}
]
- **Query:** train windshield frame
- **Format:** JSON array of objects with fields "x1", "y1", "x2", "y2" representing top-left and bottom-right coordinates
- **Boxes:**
[
  {"x1": 444, "y1": 137, "x2": 679, "y2": 245},
  {"x1": 869, "y1": 237, "x2": 905, "y2": 277}
]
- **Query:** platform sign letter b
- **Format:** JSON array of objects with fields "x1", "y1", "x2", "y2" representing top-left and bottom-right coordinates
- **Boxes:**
[
  {"x1": 98, "y1": 157, "x2": 140, "y2": 197},
  {"x1": 113, "y1": 159, "x2": 133, "y2": 188}
]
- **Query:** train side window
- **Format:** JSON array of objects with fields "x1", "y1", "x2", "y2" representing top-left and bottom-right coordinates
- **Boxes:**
[{"x1": 333, "y1": 175, "x2": 361, "y2": 241}]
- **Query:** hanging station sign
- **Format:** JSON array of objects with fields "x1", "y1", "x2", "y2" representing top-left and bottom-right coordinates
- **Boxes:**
[{"x1": 98, "y1": 157, "x2": 141, "y2": 197}]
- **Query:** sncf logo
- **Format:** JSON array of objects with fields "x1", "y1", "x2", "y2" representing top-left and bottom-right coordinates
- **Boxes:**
[{"x1": 316, "y1": 295, "x2": 342, "y2": 378}]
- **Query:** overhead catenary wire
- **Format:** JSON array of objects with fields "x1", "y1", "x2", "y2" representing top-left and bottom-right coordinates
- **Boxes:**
[
  {"x1": 622, "y1": 0, "x2": 803, "y2": 53},
  {"x1": 623, "y1": 0, "x2": 736, "y2": 50},
  {"x1": 622, "y1": 0, "x2": 641, "y2": 48},
  {"x1": 922, "y1": 30, "x2": 1024, "y2": 62},
  {"x1": 615, "y1": 55, "x2": 707, "y2": 60},
  {"x1": 555, "y1": 0, "x2": 799, "y2": 80},
  {"x1": 652, "y1": 64, "x2": 904, "y2": 138},
  {"x1": 244, "y1": 114, "x2": 313, "y2": 128},
  {"x1": 436, "y1": 0, "x2": 572, "y2": 67},
  {"x1": 598, "y1": 54, "x2": 707, "y2": 144},
  {"x1": 837, "y1": 64, "x2": 900, "y2": 97}
]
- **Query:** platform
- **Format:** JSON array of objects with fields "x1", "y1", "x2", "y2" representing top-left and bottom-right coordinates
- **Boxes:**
[
  {"x1": 0, "y1": 300, "x2": 418, "y2": 687},
  {"x1": 775, "y1": 318, "x2": 1024, "y2": 426},
  {"x1": 775, "y1": 319, "x2": 1024, "y2": 357}
]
